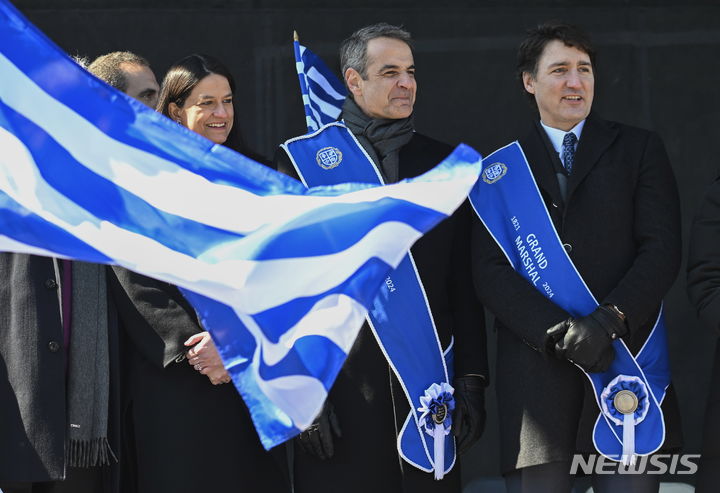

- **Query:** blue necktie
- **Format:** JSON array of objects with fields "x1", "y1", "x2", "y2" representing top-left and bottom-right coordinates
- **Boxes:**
[{"x1": 561, "y1": 132, "x2": 578, "y2": 174}]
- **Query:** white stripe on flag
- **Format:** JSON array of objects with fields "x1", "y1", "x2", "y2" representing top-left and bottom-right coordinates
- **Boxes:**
[
  {"x1": 254, "y1": 293, "x2": 366, "y2": 366},
  {"x1": 259, "y1": 373, "x2": 327, "y2": 430},
  {"x1": 307, "y1": 90, "x2": 343, "y2": 119},
  {"x1": 308, "y1": 103, "x2": 324, "y2": 128},
  {"x1": 307, "y1": 66, "x2": 346, "y2": 101}
]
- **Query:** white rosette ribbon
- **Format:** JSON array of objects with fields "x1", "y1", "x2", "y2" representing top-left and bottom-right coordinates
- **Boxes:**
[
  {"x1": 417, "y1": 382, "x2": 455, "y2": 480},
  {"x1": 600, "y1": 374, "x2": 650, "y2": 466}
]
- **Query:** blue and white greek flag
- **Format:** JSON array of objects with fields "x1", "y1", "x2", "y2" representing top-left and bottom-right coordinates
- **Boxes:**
[
  {"x1": 0, "y1": 0, "x2": 481, "y2": 450},
  {"x1": 293, "y1": 33, "x2": 346, "y2": 132}
]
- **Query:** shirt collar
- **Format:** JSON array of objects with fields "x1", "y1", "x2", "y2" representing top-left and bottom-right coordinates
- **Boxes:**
[{"x1": 540, "y1": 119, "x2": 586, "y2": 155}]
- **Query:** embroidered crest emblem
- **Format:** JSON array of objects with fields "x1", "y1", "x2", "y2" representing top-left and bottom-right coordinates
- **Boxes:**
[
  {"x1": 482, "y1": 162, "x2": 507, "y2": 184},
  {"x1": 316, "y1": 147, "x2": 343, "y2": 170}
]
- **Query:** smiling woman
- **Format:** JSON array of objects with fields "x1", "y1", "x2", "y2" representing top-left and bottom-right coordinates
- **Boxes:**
[
  {"x1": 157, "y1": 54, "x2": 249, "y2": 153},
  {"x1": 110, "y1": 53, "x2": 289, "y2": 493},
  {"x1": 169, "y1": 72, "x2": 234, "y2": 144}
]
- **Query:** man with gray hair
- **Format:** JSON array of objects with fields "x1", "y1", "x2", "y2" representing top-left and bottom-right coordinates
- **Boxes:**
[
  {"x1": 88, "y1": 51, "x2": 159, "y2": 108},
  {"x1": 276, "y1": 23, "x2": 488, "y2": 493}
]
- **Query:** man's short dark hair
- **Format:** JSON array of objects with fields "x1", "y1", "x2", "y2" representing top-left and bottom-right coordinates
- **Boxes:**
[
  {"x1": 339, "y1": 23, "x2": 413, "y2": 81},
  {"x1": 516, "y1": 22, "x2": 596, "y2": 99},
  {"x1": 87, "y1": 51, "x2": 151, "y2": 92}
]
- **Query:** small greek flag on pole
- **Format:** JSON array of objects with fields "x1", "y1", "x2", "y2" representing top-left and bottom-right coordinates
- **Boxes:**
[{"x1": 293, "y1": 31, "x2": 346, "y2": 133}]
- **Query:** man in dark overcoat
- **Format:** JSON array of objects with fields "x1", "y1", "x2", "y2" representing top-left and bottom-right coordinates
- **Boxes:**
[
  {"x1": 0, "y1": 255, "x2": 120, "y2": 493},
  {"x1": 0, "y1": 50, "x2": 162, "y2": 493},
  {"x1": 687, "y1": 178, "x2": 720, "y2": 493},
  {"x1": 471, "y1": 22, "x2": 682, "y2": 493},
  {"x1": 276, "y1": 23, "x2": 488, "y2": 493}
]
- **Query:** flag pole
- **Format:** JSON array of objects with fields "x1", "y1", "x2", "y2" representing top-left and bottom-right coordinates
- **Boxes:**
[{"x1": 292, "y1": 30, "x2": 316, "y2": 133}]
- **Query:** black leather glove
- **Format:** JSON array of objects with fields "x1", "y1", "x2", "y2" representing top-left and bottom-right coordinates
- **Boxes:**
[
  {"x1": 545, "y1": 319, "x2": 570, "y2": 356},
  {"x1": 553, "y1": 305, "x2": 627, "y2": 373},
  {"x1": 452, "y1": 375, "x2": 487, "y2": 455},
  {"x1": 296, "y1": 400, "x2": 342, "y2": 460}
]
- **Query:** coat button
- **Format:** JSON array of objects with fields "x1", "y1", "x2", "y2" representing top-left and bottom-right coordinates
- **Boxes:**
[
  {"x1": 48, "y1": 341, "x2": 61, "y2": 352},
  {"x1": 44, "y1": 278, "x2": 58, "y2": 289},
  {"x1": 563, "y1": 243, "x2": 573, "y2": 253}
]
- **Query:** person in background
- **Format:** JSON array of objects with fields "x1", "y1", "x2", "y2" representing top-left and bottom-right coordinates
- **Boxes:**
[
  {"x1": 88, "y1": 51, "x2": 159, "y2": 108},
  {"x1": 687, "y1": 177, "x2": 720, "y2": 493},
  {"x1": 0, "y1": 50, "x2": 153, "y2": 493},
  {"x1": 106, "y1": 53, "x2": 289, "y2": 493}
]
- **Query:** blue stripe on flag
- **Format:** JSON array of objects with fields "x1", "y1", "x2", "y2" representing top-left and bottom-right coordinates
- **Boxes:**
[
  {"x1": 0, "y1": 192, "x2": 111, "y2": 262},
  {"x1": 252, "y1": 198, "x2": 445, "y2": 260},
  {"x1": 258, "y1": 335, "x2": 346, "y2": 388},
  {"x1": 301, "y1": 48, "x2": 346, "y2": 99},
  {"x1": 182, "y1": 291, "x2": 256, "y2": 374},
  {"x1": 249, "y1": 257, "x2": 392, "y2": 342}
]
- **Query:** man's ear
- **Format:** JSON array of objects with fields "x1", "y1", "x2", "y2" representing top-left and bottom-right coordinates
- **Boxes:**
[
  {"x1": 168, "y1": 102, "x2": 182, "y2": 123},
  {"x1": 344, "y1": 68, "x2": 363, "y2": 99},
  {"x1": 522, "y1": 72, "x2": 535, "y2": 95}
]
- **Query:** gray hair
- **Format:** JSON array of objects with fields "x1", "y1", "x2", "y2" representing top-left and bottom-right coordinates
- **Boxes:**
[
  {"x1": 71, "y1": 54, "x2": 90, "y2": 68},
  {"x1": 87, "y1": 51, "x2": 150, "y2": 92},
  {"x1": 340, "y1": 23, "x2": 413, "y2": 80}
]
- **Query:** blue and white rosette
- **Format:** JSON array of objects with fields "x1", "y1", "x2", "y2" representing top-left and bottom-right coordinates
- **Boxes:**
[
  {"x1": 600, "y1": 375, "x2": 650, "y2": 466},
  {"x1": 417, "y1": 382, "x2": 455, "y2": 480}
]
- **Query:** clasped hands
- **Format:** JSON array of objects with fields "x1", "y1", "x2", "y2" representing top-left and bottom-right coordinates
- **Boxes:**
[
  {"x1": 546, "y1": 305, "x2": 628, "y2": 373},
  {"x1": 185, "y1": 331, "x2": 231, "y2": 385}
]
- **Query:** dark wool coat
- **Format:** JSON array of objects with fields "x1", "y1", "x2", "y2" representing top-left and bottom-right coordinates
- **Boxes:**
[
  {"x1": 0, "y1": 254, "x2": 120, "y2": 492},
  {"x1": 472, "y1": 115, "x2": 683, "y2": 473},
  {"x1": 687, "y1": 177, "x2": 720, "y2": 491},
  {"x1": 276, "y1": 132, "x2": 487, "y2": 493},
  {"x1": 107, "y1": 267, "x2": 289, "y2": 493}
]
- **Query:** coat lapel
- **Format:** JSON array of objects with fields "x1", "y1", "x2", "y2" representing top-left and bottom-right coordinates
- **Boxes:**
[
  {"x1": 519, "y1": 122, "x2": 564, "y2": 208},
  {"x1": 566, "y1": 114, "x2": 619, "y2": 201}
]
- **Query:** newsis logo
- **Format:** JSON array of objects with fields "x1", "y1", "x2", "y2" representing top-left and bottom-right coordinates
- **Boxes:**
[{"x1": 569, "y1": 454, "x2": 700, "y2": 475}]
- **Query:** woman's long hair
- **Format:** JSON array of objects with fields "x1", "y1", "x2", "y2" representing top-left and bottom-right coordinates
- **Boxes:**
[{"x1": 157, "y1": 53, "x2": 261, "y2": 158}]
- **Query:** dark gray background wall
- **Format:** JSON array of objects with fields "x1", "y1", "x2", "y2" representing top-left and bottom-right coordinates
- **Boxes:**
[{"x1": 13, "y1": 0, "x2": 720, "y2": 486}]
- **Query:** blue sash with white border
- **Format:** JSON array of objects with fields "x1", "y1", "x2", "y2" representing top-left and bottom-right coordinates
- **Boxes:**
[
  {"x1": 469, "y1": 141, "x2": 669, "y2": 464},
  {"x1": 282, "y1": 122, "x2": 456, "y2": 476}
]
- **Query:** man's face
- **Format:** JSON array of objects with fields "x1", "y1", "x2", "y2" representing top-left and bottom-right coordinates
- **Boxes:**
[
  {"x1": 522, "y1": 40, "x2": 594, "y2": 131},
  {"x1": 346, "y1": 37, "x2": 416, "y2": 120},
  {"x1": 121, "y1": 62, "x2": 160, "y2": 108}
]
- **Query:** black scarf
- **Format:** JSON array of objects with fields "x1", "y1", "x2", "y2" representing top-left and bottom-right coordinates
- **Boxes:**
[{"x1": 341, "y1": 98, "x2": 414, "y2": 183}]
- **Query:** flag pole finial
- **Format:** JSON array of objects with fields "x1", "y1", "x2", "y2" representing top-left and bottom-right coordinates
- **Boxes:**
[{"x1": 293, "y1": 30, "x2": 299, "y2": 42}]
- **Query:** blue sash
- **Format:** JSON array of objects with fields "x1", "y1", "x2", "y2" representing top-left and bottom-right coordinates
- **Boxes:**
[
  {"x1": 469, "y1": 142, "x2": 670, "y2": 463},
  {"x1": 282, "y1": 122, "x2": 455, "y2": 475}
]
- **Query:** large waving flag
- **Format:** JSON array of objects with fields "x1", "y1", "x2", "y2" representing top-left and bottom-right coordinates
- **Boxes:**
[
  {"x1": 0, "y1": 0, "x2": 482, "y2": 449},
  {"x1": 293, "y1": 31, "x2": 346, "y2": 132}
]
